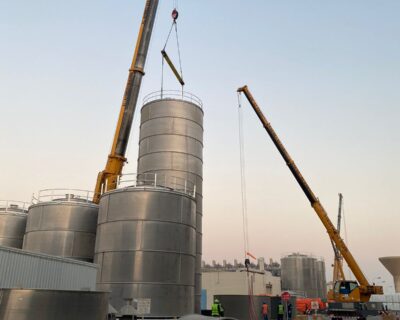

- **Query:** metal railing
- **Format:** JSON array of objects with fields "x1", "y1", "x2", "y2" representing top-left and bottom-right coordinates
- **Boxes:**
[
  {"x1": 0, "y1": 200, "x2": 29, "y2": 213},
  {"x1": 117, "y1": 172, "x2": 196, "y2": 197},
  {"x1": 282, "y1": 252, "x2": 325, "y2": 262},
  {"x1": 32, "y1": 189, "x2": 95, "y2": 204},
  {"x1": 142, "y1": 90, "x2": 203, "y2": 109}
]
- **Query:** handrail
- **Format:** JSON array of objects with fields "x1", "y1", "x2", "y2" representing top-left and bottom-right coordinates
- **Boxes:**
[
  {"x1": 142, "y1": 90, "x2": 203, "y2": 109},
  {"x1": 117, "y1": 172, "x2": 196, "y2": 198},
  {"x1": 0, "y1": 200, "x2": 29, "y2": 214},
  {"x1": 33, "y1": 189, "x2": 95, "y2": 204},
  {"x1": 282, "y1": 252, "x2": 325, "y2": 262}
]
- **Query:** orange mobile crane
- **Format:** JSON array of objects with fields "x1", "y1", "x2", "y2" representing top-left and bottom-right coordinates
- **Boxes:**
[
  {"x1": 237, "y1": 85, "x2": 383, "y2": 316},
  {"x1": 93, "y1": 0, "x2": 159, "y2": 203}
]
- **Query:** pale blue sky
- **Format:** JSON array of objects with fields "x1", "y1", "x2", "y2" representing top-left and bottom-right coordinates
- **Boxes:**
[{"x1": 1, "y1": 1, "x2": 399, "y2": 290}]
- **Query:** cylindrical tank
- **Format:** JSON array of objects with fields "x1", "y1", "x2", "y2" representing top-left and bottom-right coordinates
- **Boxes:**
[
  {"x1": 0, "y1": 201, "x2": 28, "y2": 249},
  {"x1": 315, "y1": 259, "x2": 327, "y2": 299},
  {"x1": 0, "y1": 289, "x2": 108, "y2": 320},
  {"x1": 94, "y1": 183, "x2": 196, "y2": 317},
  {"x1": 23, "y1": 190, "x2": 98, "y2": 262},
  {"x1": 138, "y1": 91, "x2": 204, "y2": 312},
  {"x1": 281, "y1": 253, "x2": 324, "y2": 298}
]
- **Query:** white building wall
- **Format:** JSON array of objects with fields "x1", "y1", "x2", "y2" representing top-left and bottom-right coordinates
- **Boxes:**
[
  {"x1": 371, "y1": 294, "x2": 400, "y2": 310},
  {"x1": 0, "y1": 246, "x2": 97, "y2": 290},
  {"x1": 202, "y1": 270, "x2": 281, "y2": 308}
]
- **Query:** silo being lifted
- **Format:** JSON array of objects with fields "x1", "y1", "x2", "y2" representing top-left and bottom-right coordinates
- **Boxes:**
[
  {"x1": 0, "y1": 201, "x2": 28, "y2": 249},
  {"x1": 23, "y1": 189, "x2": 98, "y2": 262},
  {"x1": 137, "y1": 91, "x2": 204, "y2": 312},
  {"x1": 94, "y1": 174, "x2": 197, "y2": 317}
]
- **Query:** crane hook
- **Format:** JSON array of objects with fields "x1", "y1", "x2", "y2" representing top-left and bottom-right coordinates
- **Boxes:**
[{"x1": 172, "y1": 9, "x2": 179, "y2": 21}]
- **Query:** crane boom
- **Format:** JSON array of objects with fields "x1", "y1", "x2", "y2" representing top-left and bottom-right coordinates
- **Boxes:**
[
  {"x1": 237, "y1": 85, "x2": 382, "y2": 298},
  {"x1": 94, "y1": 0, "x2": 159, "y2": 203},
  {"x1": 333, "y1": 193, "x2": 345, "y2": 282}
]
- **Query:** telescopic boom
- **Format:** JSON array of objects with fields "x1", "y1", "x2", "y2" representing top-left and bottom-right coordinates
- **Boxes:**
[
  {"x1": 237, "y1": 85, "x2": 383, "y2": 300},
  {"x1": 94, "y1": 0, "x2": 159, "y2": 203}
]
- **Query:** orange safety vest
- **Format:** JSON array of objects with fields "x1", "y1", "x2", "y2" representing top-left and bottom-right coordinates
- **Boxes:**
[{"x1": 262, "y1": 304, "x2": 268, "y2": 315}]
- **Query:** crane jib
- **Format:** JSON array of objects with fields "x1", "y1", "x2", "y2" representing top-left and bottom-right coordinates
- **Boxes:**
[
  {"x1": 93, "y1": 0, "x2": 160, "y2": 203},
  {"x1": 237, "y1": 85, "x2": 373, "y2": 290}
]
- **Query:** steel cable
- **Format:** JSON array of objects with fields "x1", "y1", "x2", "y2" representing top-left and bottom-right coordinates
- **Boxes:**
[
  {"x1": 238, "y1": 93, "x2": 250, "y2": 258},
  {"x1": 160, "y1": 4, "x2": 184, "y2": 93},
  {"x1": 238, "y1": 93, "x2": 258, "y2": 320}
]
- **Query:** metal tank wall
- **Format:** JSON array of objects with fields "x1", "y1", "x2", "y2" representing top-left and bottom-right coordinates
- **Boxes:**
[
  {"x1": 281, "y1": 253, "x2": 324, "y2": 298},
  {"x1": 0, "y1": 289, "x2": 108, "y2": 320},
  {"x1": 0, "y1": 201, "x2": 28, "y2": 249},
  {"x1": 23, "y1": 190, "x2": 98, "y2": 262},
  {"x1": 137, "y1": 92, "x2": 204, "y2": 311},
  {"x1": 316, "y1": 259, "x2": 327, "y2": 299},
  {"x1": 94, "y1": 186, "x2": 197, "y2": 317}
]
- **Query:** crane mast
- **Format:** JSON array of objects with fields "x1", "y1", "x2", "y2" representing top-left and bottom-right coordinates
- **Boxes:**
[
  {"x1": 332, "y1": 193, "x2": 345, "y2": 282},
  {"x1": 94, "y1": 0, "x2": 159, "y2": 203},
  {"x1": 237, "y1": 85, "x2": 383, "y2": 300}
]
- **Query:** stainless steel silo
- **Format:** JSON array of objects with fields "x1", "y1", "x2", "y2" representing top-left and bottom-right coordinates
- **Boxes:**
[
  {"x1": 281, "y1": 253, "x2": 319, "y2": 298},
  {"x1": 94, "y1": 179, "x2": 197, "y2": 317},
  {"x1": 23, "y1": 190, "x2": 98, "y2": 262},
  {"x1": 0, "y1": 201, "x2": 28, "y2": 248},
  {"x1": 137, "y1": 91, "x2": 204, "y2": 312},
  {"x1": 315, "y1": 259, "x2": 327, "y2": 299}
]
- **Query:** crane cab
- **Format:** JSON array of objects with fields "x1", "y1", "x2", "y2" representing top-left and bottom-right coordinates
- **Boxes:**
[{"x1": 328, "y1": 280, "x2": 362, "y2": 302}]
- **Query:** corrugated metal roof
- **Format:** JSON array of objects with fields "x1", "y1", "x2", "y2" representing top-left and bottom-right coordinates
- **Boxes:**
[{"x1": 0, "y1": 245, "x2": 97, "y2": 290}]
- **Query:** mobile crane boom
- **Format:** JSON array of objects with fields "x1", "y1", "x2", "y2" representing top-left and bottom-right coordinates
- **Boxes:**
[
  {"x1": 94, "y1": 0, "x2": 159, "y2": 203},
  {"x1": 237, "y1": 85, "x2": 383, "y2": 301},
  {"x1": 332, "y1": 193, "x2": 345, "y2": 282}
]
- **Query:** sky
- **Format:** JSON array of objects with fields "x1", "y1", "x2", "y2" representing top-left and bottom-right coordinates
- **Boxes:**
[{"x1": 1, "y1": 1, "x2": 399, "y2": 292}]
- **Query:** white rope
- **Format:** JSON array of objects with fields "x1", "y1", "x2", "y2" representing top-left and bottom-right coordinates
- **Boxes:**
[
  {"x1": 238, "y1": 93, "x2": 249, "y2": 258},
  {"x1": 238, "y1": 93, "x2": 258, "y2": 320}
]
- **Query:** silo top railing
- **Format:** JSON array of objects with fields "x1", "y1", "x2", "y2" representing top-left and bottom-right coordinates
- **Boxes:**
[
  {"x1": 117, "y1": 172, "x2": 196, "y2": 198},
  {"x1": 0, "y1": 200, "x2": 29, "y2": 214},
  {"x1": 33, "y1": 189, "x2": 95, "y2": 204},
  {"x1": 282, "y1": 252, "x2": 325, "y2": 261},
  {"x1": 143, "y1": 90, "x2": 203, "y2": 109}
]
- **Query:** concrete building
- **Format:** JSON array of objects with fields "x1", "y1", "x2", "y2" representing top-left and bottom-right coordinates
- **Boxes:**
[{"x1": 201, "y1": 258, "x2": 281, "y2": 308}]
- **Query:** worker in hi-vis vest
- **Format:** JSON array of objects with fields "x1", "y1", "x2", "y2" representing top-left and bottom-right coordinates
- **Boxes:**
[
  {"x1": 211, "y1": 298, "x2": 223, "y2": 317},
  {"x1": 278, "y1": 303, "x2": 284, "y2": 320},
  {"x1": 261, "y1": 302, "x2": 269, "y2": 320}
]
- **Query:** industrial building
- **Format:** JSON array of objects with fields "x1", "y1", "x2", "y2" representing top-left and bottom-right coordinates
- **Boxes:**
[
  {"x1": 202, "y1": 258, "x2": 281, "y2": 309},
  {"x1": 371, "y1": 294, "x2": 400, "y2": 311},
  {"x1": 0, "y1": 245, "x2": 97, "y2": 290},
  {"x1": 0, "y1": 1, "x2": 396, "y2": 319},
  {"x1": 0, "y1": 245, "x2": 108, "y2": 320}
]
